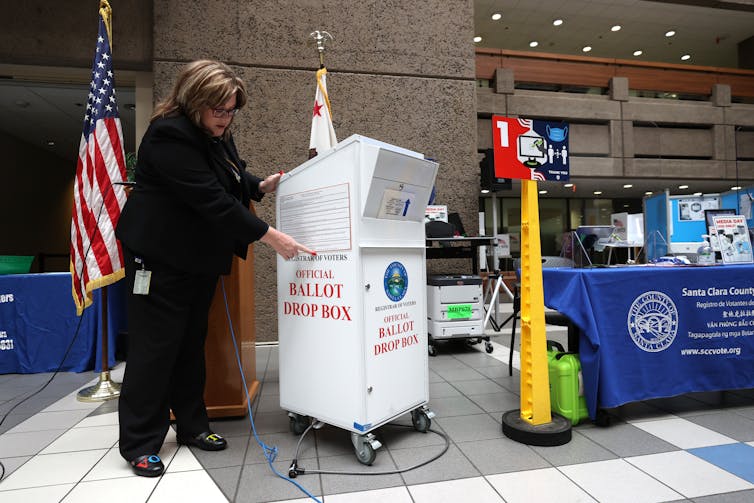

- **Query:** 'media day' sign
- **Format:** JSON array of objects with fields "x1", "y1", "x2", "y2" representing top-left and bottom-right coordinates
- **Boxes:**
[{"x1": 492, "y1": 116, "x2": 570, "y2": 182}]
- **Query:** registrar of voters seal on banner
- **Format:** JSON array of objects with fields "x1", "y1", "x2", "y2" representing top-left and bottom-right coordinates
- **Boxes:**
[{"x1": 627, "y1": 291, "x2": 678, "y2": 352}]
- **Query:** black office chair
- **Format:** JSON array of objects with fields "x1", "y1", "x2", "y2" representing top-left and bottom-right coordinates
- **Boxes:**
[{"x1": 506, "y1": 256, "x2": 579, "y2": 376}]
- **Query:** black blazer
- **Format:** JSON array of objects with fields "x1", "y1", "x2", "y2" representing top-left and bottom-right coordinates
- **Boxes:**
[{"x1": 116, "y1": 115, "x2": 270, "y2": 275}]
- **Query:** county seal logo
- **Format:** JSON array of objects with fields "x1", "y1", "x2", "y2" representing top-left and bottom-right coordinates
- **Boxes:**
[
  {"x1": 627, "y1": 291, "x2": 678, "y2": 352},
  {"x1": 383, "y1": 261, "x2": 408, "y2": 302}
]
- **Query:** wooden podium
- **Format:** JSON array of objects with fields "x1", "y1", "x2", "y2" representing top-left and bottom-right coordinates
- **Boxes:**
[{"x1": 203, "y1": 245, "x2": 259, "y2": 418}]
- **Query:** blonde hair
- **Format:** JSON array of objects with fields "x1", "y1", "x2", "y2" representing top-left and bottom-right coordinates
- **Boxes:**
[{"x1": 151, "y1": 59, "x2": 248, "y2": 135}]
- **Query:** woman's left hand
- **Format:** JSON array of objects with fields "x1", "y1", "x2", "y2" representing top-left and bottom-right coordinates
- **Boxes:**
[{"x1": 259, "y1": 171, "x2": 283, "y2": 194}]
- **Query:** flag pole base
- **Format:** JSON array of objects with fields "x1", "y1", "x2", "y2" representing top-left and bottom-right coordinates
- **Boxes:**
[
  {"x1": 77, "y1": 371, "x2": 121, "y2": 402},
  {"x1": 502, "y1": 409, "x2": 572, "y2": 446}
]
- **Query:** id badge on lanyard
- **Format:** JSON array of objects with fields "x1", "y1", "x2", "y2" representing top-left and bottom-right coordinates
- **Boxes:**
[{"x1": 133, "y1": 257, "x2": 152, "y2": 295}]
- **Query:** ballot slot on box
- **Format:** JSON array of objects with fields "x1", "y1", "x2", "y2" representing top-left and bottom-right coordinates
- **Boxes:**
[{"x1": 276, "y1": 135, "x2": 438, "y2": 463}]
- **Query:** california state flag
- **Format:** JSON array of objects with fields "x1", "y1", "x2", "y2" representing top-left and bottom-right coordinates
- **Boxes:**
[{"x1": 309, "y1": 67, "x2": 337, "y2": 158}]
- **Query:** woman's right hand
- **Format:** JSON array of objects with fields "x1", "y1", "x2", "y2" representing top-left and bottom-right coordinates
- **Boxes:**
[{"x1": 260, "y1": 227, "x2": 315, "y2": 260}]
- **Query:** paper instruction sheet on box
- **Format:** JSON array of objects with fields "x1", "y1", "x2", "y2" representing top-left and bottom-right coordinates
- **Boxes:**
[
  {"x1": 279, "y1": 183, "x2": 352, "y2": 252},
  {"x1": 377, "y1": 188, "x2": 415, "y2": 220}
]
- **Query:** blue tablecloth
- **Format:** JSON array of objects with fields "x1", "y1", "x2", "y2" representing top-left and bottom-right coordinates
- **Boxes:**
[
  {"x1": 542, "y1": 264, "x2": 754, "y2": 418},
  {"x1": 0, "y1": 273, "x2": 126, "y2": 374}
]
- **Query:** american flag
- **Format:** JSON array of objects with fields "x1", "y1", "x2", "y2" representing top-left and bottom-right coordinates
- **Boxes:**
[
  {"x1": 308, "y1": 67, "x2": 337, "y2": 158},
  {"x1": 70, "y1": 13, "x2": 128, "y2": 315}
]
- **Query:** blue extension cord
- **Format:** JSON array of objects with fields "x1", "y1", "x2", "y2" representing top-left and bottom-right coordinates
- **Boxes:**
[{"x1": 221, "y1": 278, "x2": 323, "y2": 503}]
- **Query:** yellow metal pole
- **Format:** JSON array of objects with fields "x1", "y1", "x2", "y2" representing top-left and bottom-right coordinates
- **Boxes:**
[{"x1": 519, "y1": 179, "x2": 552, "y2": 425}]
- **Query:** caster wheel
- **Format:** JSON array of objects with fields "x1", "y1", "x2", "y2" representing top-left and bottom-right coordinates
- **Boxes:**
[
  {"x1": 354, "y1": 442, "x2": 376, "y2": 465},
  {"x1": 289, "y1": 413, "x2": 309, "y2": 435},
  {"x1": 428, "y1": 345, "x2": 437, "y2": 357},
  {"x1": 411, "y1": 409, "x2": 431, "y2": 433},
  {"x1": 485, "y1": 342, "x2": 494, "y2": 353}
]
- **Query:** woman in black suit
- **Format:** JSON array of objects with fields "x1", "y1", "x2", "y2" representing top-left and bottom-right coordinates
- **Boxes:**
[{"x1": 116, "y1": 59, "x2": 312, "y2": 477}]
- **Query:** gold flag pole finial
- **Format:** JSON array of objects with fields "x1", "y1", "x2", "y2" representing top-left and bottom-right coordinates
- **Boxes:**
[
  {"x1": 99, "y1": 0, "x2": 113, "y2": 46},
  {"x1": 308, "y1": 30, "x2": 333, "y2": 68}
]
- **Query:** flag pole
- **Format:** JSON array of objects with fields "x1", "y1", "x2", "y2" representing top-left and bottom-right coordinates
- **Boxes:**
[{"x1": 77, "y1": 0, "x2": 122, "y2": 402}]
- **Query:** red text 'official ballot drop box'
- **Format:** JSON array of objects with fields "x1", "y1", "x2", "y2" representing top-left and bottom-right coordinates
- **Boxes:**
[{"x1": 277, "y1": 135, "x2": 438, "y2": 435}]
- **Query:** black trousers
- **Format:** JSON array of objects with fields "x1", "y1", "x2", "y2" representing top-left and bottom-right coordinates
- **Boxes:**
[{"x1": 118, "y1": 250, "x2": 219, "y2": 461}]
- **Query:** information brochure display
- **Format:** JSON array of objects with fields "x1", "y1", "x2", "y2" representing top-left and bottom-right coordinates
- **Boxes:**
[
  {"x1": 713, "y1": 215, "x2": 754, "y2": 264},
  {"x1": 276, "y1": 135, "x2": 438, "y2": 463}
]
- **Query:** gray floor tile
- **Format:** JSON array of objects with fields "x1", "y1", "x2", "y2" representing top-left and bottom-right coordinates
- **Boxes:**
[
  {"x1": 318, "y1": 451, "x2": 403, "y2": 495},
  {"x1": 249, "y1": 410, "x2": 291, "y2": 435},
  {"x1": 429, "y1": 381, "x2": 463, "y2": 399},
  {"x1": 389, "y1": 443, "x2": 480, "y2": 485},
  {"x1": 190, "y1": 434, "x2": 255, "y2": 470},
  {"x1": 0, "y1": 455, "x2": 31, "y2": 478},
  {"x1": 530, "y1": 430, "x2": 618, "y2": 466},
  {"x1": 210, "y1": 416, "x2": 254, "y2": 438},
  {"x1": 451, "y1": 379, "x2": 505, "y2": 396},
  {"x1": 456, "y1": 437, "x2": 551, "y2": 474},
  {"x1": 432, "y1": 366, "x2": 487, "y2": 382},
  {"x1": 476, "y1": 365, "x2": 512, "y2": 380},
  {"x1": 428, "y1": 355, "x2": 470, "y2": 371},
  {"x1": 428, "y1": 370, "x2": 444, "y2": 383},
  {"x1": 429, "y1": 395, "x2": 485, "y2": 418},
  {"x1": 206, "y1": 465, "x2": 242, "y2": 502},
  {"x1": 254, "y1": 393, "x2": 283, "y2": 414},
  {"x1": 467, "y1": 391, "x2": 521, "y2": 414},
  {"x1": 691, "y1": 490, "x2": 754, "y2": 502},
  {"x1": 577, "y1": 421, "x2": 679, "y2": 457},
  {"x1": 0, "y1": 428, "x2": 67, "y2": 457},
  {"x1": 452, "y1": 351, "x2": 506, "y2": 368},
  {"x1": 260, "y1": 381, "x2": 280, "y2": 396},
  {"x1": 234, "y1": 461, "x2": 323, "y2": 503},
  {"x1": 376, "y1": 423, "x2": 448, "y2": 450},
  {"x1": 0, "y1": 414, "x2": 29, "y2": 434},
  {"x1": 311, "y1": 426, "x2": 355, "y2": 458},
  {"x1": 434, "y1": 414, "x2": 505, "y2": 443},
  {"x1": 684, "y1": 411, "x2": 754, "y2": 442}
]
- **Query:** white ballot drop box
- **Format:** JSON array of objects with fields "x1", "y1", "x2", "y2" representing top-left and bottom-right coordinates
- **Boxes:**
[{"x1": 276, "y1": 135, "x2": 439, "y2": 464}]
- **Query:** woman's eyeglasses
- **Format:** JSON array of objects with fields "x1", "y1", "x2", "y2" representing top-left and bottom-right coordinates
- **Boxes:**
[{"x1": 211, "y1": 108, "x2": 239, "y2": 119}]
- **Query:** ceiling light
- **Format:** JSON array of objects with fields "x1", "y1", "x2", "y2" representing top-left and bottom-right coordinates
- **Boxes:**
[
  {"x1": 665, "y1": 30, "x2": 676, "y2": 37},
  {"x1": 678, "y1": 185, "x2": 689, "y2": 189},
  {"x1": 491, "y1": 13, "x2": 502, "y2": 21},
  {"x1": 539, "y1": 190, "x2": 548, "y2": 194},
  {"x1": 473, "y1": 36, "x2": 482, "y2": 43},
  {"x1": 681, "y1": 54, "x2": 691, "y2": 61},
  {"x1": 481, "y1": 189, "x2": 490, "y2": 194},
  {"x1": 529, "y1": 41, "x2": 539, "y2": 47},
  {"x1": 645, "y1": 191, "x2": 653, "y2": 195},
  {"x1": 564, "y1": 183, "x2": 573, "y2": 188},
  {"x1": 593, "y1": 190, "x2": 602, "y2": 195},
  {"x1": 633, "y1": 50, "x2": 643, "y2": 56},
  {"x1": 623, "y1": 184, "x2": 633, "y2": 189},
  {"x1": 694, "y1": 192, "x2": 703, "y2": 196},
  {"x1": 582, "y1": 46, "x2": 592, "y2": 52},
  {"x1": 46, "y1": 140, "x2": 55, "y2": 147},
  {"x1": 553, "y1": 19, "x2": 563, "y2": 26},
  {"x1": 611, "y1": 25, "x2": 621, "y2": 32},
  {"x1": 731, "y1": 186, "x2": 742, "y2": 191}
]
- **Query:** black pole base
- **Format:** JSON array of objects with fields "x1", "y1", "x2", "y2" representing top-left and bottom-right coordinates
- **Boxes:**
[{"x1": 502, "y1": 409, "x2": 572, "y2": 446}]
